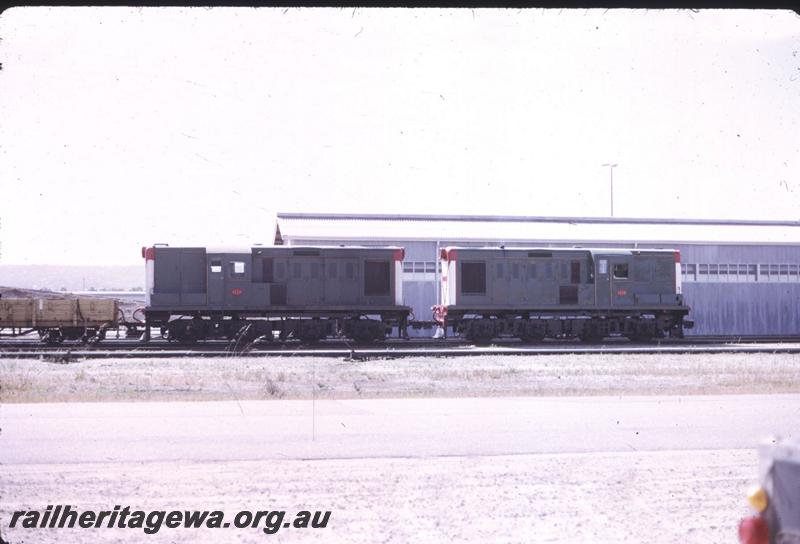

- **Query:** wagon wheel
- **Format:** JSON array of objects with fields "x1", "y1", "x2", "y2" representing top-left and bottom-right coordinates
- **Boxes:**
[{"x1": 43, "y1": 329, "x2": 64, "y2": 346}]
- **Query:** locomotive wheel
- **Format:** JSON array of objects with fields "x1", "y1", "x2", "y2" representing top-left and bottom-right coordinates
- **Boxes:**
[
  {"x1": 464, "y1": 320, "x2": 496, "y2": 344},
  {"x1": 349, "y1": 320, "x2": 385, "y2": 343},
  {"x1": 517, "y1": 321, "x2": 546, "y2": 343},
  {"x1": 296, "y1": 321, "x2": 327, "y2": 343},
  {"x1": 238, "y1": 322, "x2": 273, "y2": 343},
  {"x1": 519, "y1": 332, "x2": 546, "y2": 343},
  {"x1": 170, "y1": 319, "x2": 205, "y2": 344},
  {"x1": 467, "y1": 331, "x2": 495, "y2": 344},
  {"x1": 579, "y1": 324, "x2": 605, "y2": 343},
  {"x1": 627, "y1": 321, "x2": 655, "y2": 343}
]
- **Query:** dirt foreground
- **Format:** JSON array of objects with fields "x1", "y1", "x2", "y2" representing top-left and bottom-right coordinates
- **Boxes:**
[
  {"x1": 0, "y1": 448, "x2": 756, "y2": 544},
  {"x1": 1, "y1": 353, "x2": 786, "y2": 543}
]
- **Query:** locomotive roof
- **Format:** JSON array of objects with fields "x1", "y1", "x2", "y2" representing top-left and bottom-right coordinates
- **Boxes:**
[
  {"x1": 151, "y1": 244, "x2": 403, "y2": 253},
  {"x1": 442, "y1": 246, "x2": 677, "y2": 254}
]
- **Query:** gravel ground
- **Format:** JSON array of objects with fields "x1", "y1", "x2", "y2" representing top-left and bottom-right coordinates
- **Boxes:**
[
  {"x1": 2, "y1": 352, "x2": 800, "y2": 403},
  {"x1": 0, "y1": 448, "x2": 756, "y2": 544},
  {"x1": 1, "y1": 354, "x2": 783, "y2": 543}
]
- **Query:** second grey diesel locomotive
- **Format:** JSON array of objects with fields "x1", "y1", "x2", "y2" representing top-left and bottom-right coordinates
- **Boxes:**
[
  {"x1": 142, "y1": 244, "x2": 409, "y2": 342},
  {"x1": 436, "y1": 246, "x2": 693, "y2": 342}
]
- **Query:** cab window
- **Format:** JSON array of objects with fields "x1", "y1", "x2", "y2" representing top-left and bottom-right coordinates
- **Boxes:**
[
  {"x1": 613, "y1": 263, "x2": 629, "y2": 279},
  {"x1": 230, "y1": 261, "x2": 245, "y2": 277},
  {"x1": 462, "y1": 262, "x2": 486, "y2": 294}
]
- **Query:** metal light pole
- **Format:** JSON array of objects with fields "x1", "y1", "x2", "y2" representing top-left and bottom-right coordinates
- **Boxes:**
[{"x1": 601, "y1": 163, "x2": 618, "y2": 217}]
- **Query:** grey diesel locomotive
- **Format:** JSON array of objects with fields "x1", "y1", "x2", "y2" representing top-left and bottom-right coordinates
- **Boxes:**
[
  {"x1": 436, "y1": 246, "x2": 693, "y2": 342},
  {"x1": 142, "y1": 244, "x2": 410, "y2": 343}
]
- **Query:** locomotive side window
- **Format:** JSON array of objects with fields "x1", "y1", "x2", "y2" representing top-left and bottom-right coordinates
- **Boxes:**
[
  {"x1": 613, "y1": 263, "x2": 629, "y2": 279},
  {"x1": 364, "y1": 261, "x2": 390, "y2": 296},
  {"x1": 462, "y1": 262, "x2": 486, "y2": 294},
  {"x1": 570, "y1": 261, "x2": 580, "y2": 284},
  {"x1": 210, "y1": 260, "x2": 222, "y2": 274},
  {"x1": 230, "y1": 261, "x2": 245, "y2": 277},
  {"x1": 261, "y1": 258, "x2": 274, "y2": 282},
  {"x1": 527, "y1": 263, "x2": 537, "y2": 279}
]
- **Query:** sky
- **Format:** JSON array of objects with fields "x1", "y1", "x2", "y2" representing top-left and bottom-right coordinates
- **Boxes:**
[{"x1": 1, "y1": 7, "x2": 799, "y2": 265}]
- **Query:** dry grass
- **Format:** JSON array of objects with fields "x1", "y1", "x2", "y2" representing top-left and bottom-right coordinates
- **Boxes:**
[{"x1": 2, "y1": 352, "x2": 800, "y2": 403}]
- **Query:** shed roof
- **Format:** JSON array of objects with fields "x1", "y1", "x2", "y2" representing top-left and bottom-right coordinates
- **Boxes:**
[{"x1": 275, "y1": 213, "x2": 800, "y2": 246}]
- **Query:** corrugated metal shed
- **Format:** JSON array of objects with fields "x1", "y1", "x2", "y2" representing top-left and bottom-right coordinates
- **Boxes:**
[{"x1": 275, "y1": 213, "x2": 800, "y2": 245}]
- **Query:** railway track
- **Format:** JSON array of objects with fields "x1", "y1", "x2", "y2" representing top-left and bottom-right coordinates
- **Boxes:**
[{"x1": 2, "y1": 335, "x2": 800, "y2": 359}]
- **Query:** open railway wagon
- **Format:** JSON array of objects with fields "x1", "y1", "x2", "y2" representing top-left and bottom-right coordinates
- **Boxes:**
[
  {"x1": 141, "y1": 244, "x2": 411, "y2": 343},
  {"x1": 0, "y1": 297, "x2": 120, "y2": 345},
  {"x1": 434, "y1": 246, "x2": 694, "y2": 343}
]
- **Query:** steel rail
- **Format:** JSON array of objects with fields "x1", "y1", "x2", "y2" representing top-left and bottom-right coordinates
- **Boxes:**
[
  {"x1": 2, "y1": 335, "x2": 800, "y2": 351},
  {"x1": 4, "y1": 342, "x2": 800, "y2": 359}
]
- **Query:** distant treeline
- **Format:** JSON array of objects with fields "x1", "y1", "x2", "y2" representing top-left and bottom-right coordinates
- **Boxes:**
[{"x1": 0, "y1": 265, "x2": 144, "y2": 291}]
